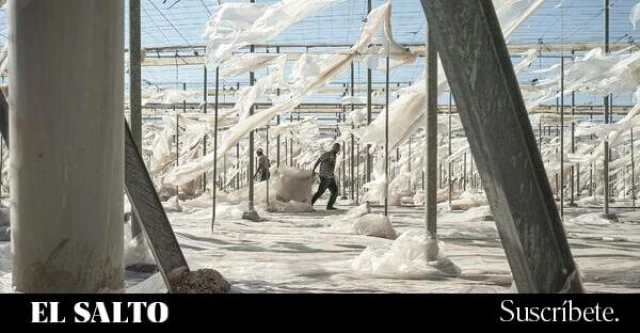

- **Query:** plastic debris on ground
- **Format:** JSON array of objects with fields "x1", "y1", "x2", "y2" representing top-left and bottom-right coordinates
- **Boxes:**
[
  {"x1": 352, "y1": 213, "x2": 397, "y2": 239},
  {"x1": 351, "y1": 230, "x2": 461, "y2": 279}
]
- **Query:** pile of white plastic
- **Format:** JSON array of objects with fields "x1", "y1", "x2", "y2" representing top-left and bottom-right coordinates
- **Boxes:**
[
  {"x1": 351, "y1": 230, "x2": 461, "y2": 279},
  {"x1": 352, "y1": 214, "x2": 397, "y2": 240}
]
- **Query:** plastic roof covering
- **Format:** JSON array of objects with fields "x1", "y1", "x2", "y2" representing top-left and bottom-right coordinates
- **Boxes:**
[{"x1": 0, "y1": 0, "x2": 639, "y2": 106}]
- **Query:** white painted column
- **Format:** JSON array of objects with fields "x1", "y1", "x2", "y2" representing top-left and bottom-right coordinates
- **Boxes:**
[{"x1": 9, "y1": 0, "x2": 124, "y2": 292}]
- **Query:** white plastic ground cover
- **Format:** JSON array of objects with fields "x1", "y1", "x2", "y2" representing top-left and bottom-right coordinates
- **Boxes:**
[{"x1": 203, "y1": 0, "x2": 343, "y2": 67}]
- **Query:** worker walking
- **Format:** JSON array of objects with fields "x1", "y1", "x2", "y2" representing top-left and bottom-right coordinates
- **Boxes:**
[
  {"x1": 255, "y1": 148, "x2": 270, "y2": 181},
  {"x1": 311, "y1": 143, "x2": 340, "y2": 210}
]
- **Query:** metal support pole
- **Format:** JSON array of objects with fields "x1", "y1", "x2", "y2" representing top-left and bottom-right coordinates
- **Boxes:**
[
  {"x1": 590, "y1": 112, "x2": 594, "y2": 198},
  {"x1": 560, "y1": 57, "x2": 564, "y2": 217},
  {"x1": 384, "y1": 52, "x2": 390, "y2": 216},
  {"x1": 290, "y1": 113, "x2": 293, "y2": 166},
  {"x1": 470, "y1": 155, "x2": 475, "y2": 189},
  {"x1": 425, "y1": 29, "x2": 438, "y2": 258},
  {"x1": 129, "y1": 0, "x2": 142, "y2": 239},
  {"x1": 463, "y1": 152, "x2": 467, "y2": 192},
  {"x1": 408, "y1": 137, "x2": 412, "y2": 189},
  {"x1": 175, "y1": 103, "x2": 179, "y2": 200},
  {"x1": 632, "y1": 128, "x2": 636, "y2": 209},
  {"x1": 448, "y1": 92, "x2": 452, "y2": 207},
  {"x1": 243, "y1": 19, "x2": 259, "y2": 220},
  {"x1": 276, "y1": 116, "x2": 281, "y2": 167},
  {"x1": 350, "y1": 62, "x2": 356, "y2": 200},
  {"x1": 211, "y1": 66, "x2": 219, "y2": 232},
  {"x1": 276, "y1": 46, "x2": 281, "y2": 168},
  {"x1": 603, "y1": 0, "x2": 610, "y2": 217},
  {"x1": 420, "y1": 0, "x2": 583, "y2": 293},
  {"x1": 538, "y1": 120, "x2": 542, "y2": 153},
  {"x1": 236, "y1": 143, "x2": 240, "y2": 190},
  {"x1": 341, "y1": 110, "x2": 348, "y2": 200},
  {"x1": 203, "y1": 66, "x2": 208, "y2": 191},
  {"x1": 356, "y1": 143, "x2": 360, "y2": 204},
  {"x1": 266, "y1": 125, "x2": 270, "y2": 205},
  {"x1": 570, "y1": 90, "x2": 576, "y2": 205},
  {"x1": 366, "y1": 0, "x2": 373, "y2": 184},
  {"x1": 284, "y1": 135, "x2": 288, "y2": 166}
]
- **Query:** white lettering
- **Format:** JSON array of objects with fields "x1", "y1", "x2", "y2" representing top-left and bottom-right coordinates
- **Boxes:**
[
  {"x1": 31, "y1": 302, "x2": 48, "y2": 323},
  {"x1": 500, "y1": 300, "x2": 515, "y2": 322},
  {"x1": 147, "y1": 302, "x2": 169, "y2": 323},
  {"x1": 74, "y1": 302, "x2": 91, "y2": 323}
]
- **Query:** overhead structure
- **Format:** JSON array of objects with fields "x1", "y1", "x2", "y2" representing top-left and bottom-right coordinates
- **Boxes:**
[{"x1": 420, "y1": 0, "x2": 583, "y2": 293}]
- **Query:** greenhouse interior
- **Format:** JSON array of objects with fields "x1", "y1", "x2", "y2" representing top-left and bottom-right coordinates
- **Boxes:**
[{"x1": 1, "y1": 0, "x2": 640, "y2": 294}]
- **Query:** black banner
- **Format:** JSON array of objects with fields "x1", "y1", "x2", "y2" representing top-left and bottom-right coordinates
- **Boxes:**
[{"x1": 0, "y1": 294, "x2": 638, "y2": 327}]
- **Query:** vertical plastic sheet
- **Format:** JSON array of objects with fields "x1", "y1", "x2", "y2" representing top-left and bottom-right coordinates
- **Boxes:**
[{"x1": 631, "y1": 2, "x2": 640, "y2": 30}]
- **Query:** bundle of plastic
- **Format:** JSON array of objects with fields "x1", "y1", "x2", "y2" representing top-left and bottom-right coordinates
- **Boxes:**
[
  {"x1": 270, "y1": 166, "x2": 316, "y2": 204},
  {"x1": 351, "y1": 230, "x2": 461, "y2": 279},
  {"x1": 352, "y1": 213, "x2": 397, "y2": 239},
  {"x1": 449, "y1": 190, "x2": 488, "y2": 210}
]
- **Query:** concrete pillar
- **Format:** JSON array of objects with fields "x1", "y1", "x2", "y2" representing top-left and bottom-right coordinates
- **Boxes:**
[{"x1": 9, "y1": 0, "x2": 124, "y2": 292}]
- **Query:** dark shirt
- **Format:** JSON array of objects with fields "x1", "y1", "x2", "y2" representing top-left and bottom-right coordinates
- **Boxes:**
[{"x1": 318, "y1": 151, "x2": 337, "y2": 178}]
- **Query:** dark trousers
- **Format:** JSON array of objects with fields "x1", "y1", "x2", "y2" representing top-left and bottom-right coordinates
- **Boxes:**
[
  {"x1": 259, "y1": 170, "x2": 270, "y2": 181},
  {"x1": 312, "y1": 176, "x2": 338, "y2": 208}
]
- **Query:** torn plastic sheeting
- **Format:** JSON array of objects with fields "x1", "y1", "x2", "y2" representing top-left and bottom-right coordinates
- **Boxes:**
[
  {"x1": 340, "y1": 96, "x2": 367, "y2": 105},
  {"x1": 203, "y1": 0, "x2": 343, "y2": 67},
  {"x1": 142, "y1": 88, "x2": 203, "y2": 106},
  {"x1": 220, "y1": 53, "x2": 285, "y2": 78},
  {"x1": 351, "y1": 230, "x2": 459, "y2": 279},
  {"x1": 356, "y1": 29, "x2": 539, "y2": 152},
  {"x1": 525, "y1": 48, "x2": 640, "y2": 109},
  {"x1": 632, "y1": 2, "x2": 640, "y2": 30},
  {"x1": 496, "y1": 0, "x2": 546, "y2": 41},
  {"x1": 234, "y1": 70, "x2": 281, "y2": 120},
  {"x1": 357, "y1": 3, "x2": 416, "y2": 72},
  {"x1": 166, "y1": 2, "x2": 403, "y2": 186}
]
